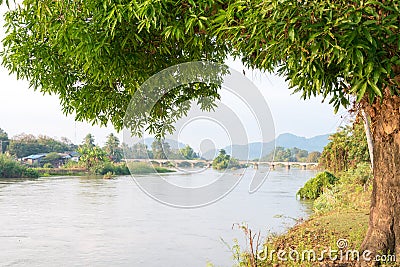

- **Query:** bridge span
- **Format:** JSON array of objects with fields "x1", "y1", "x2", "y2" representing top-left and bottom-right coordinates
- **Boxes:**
[{"x1": 124, "y1": 158, "x2": 318, "y2": 170}]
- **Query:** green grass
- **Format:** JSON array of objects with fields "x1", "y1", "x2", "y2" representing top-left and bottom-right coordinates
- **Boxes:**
[
  {"x1": 127, "y1": 162, "x2": 175, "y2": 174},
  {"x1": 230, "y1": 164, "x2": 397, "y2": 267}
]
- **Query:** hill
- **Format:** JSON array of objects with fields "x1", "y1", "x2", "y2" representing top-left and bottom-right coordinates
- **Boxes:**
[{"x1": 201, "y1": 133, "x2": 331, "y2": 160}]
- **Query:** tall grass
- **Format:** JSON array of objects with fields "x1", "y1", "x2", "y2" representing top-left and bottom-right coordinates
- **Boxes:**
[{"x1": 127, "y1": 162, "x2": 175, "y2": 174}]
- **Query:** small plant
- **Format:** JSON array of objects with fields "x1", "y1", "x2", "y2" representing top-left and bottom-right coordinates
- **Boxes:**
[
  {"x1": 43, "y1": 163, "x2": 53, "y2": 169},
  {"x1": 103, "y1": 171, "x2": 113, "y2": 179},
  {"x1": 297, "y1": 171, "x2": 338, "y2": 200},
  {"x1": 230, "y1": 223, "x2": 262, "y2": 267}
]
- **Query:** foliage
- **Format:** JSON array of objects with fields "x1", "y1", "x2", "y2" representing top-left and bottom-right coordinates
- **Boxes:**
[
  {"x1": 212, "y1": 149, "x2": 242, "y2": 170},
  {"x1": 319, "y1": 121, "x2": 369, "y2": 174},
  {"x1": 8, "y1": 134, "x2": 76, "y2": 158},
  {"x1": 127, "y1": 162, "x2": 174, "y2": 174},
  {"x1": 0, "y1": 128, "x2": 9, "y2": 153},
  {"x1": 263, "y1": 147, "x2": 316, "y2": 162},
  {"x1": 3, "y1": 1, "x2": 399, "y2": 127},
  {"x1": 297, "y1": 171, "x2": 338, "y2": 200},
  {"x1": 307, "y1": 151, "x2": 321, "y2": 163},
  {"x1": 40, "y1": 152, "x2": 63, "y2": 167},
  {"x1": 212, "y1": 0, "x2": 400, "y2": 111},
  {"x1": 97, "y1": 162, "x2": 130, "y2": 176},
  {"x1": 314, "y1": 162, "x2": 372, "y2": 213},
  {"x1": 179, "y1": 145, "x2": 197, "y2": 160},
  {"x1": 1, "y1": 0, "x2": 228, "y2": 137},
  {"x1": 122, "y1": 143, "x2": 150, "y2": 159},
  {"x1": 42, "y1": 163, "x2": 53, "y2": 169},
  {"x1": 82, "y1": 133, "x2": 95, "y2": 148},
  {"x1": 0, "y1": 154, "x2": 39, "y2": 178},
  {"x1": 103, "y1": 133, "x2": 123, "y2": 162},
  {"x1": 77, "y1": 145, "x2": 109, "y2": 173},
  {"x1": 151, "y1": 139, "x2": 171, "y2": 159}
]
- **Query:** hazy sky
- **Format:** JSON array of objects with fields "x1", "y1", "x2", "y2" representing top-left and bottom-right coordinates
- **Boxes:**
[{"x1": 0, "y1": 5, "x2": 349, "y2": 148}]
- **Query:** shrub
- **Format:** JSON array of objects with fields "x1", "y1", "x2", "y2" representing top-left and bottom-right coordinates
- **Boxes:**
[
  {"x1": 127, "y1": 162, "x2": 175, "y2": 174},
  {"x1": 297, "y1": 171, "x2": 338, "y2": 200},
  {"x1": 97, "y1": 162, "x2": 131, "y2": 175},
  {"x1": 0, "y1": 154, "x2": 39, "y2": 178},
  {"x1": 43, "y1": 163, "x2": 53, "y2": 169}
]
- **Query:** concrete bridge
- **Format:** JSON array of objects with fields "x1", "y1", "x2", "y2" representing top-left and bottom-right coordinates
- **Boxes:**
[{"x1": 124, "y1": 158, "x2": 318, "y2": 170}]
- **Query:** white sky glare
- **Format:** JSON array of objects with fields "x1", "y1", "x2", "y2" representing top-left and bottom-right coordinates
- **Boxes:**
[{"x1": 0, "y1": 5, "x2": 347, "y2": 148}]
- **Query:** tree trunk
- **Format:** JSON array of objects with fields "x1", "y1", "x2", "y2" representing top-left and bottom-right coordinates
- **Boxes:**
[
  {"x1": 361, "y1": 108, "x2": 374, "y2": 169},
  {"x1": 360, "y1": 92, "x2": 400, "y2": 261}
]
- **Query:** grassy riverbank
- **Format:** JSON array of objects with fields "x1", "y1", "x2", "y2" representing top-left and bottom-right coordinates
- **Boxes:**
[
  {"x1": 35, "y1": 162, "x2": 175, "y2": 177},
  {"x1": 231, "y1": 164, "x2": 396, "y2": 267}
]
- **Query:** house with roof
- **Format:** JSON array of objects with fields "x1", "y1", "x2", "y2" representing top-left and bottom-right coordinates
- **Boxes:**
[{"x1": 22, "y1": 154, "x2": 46, "y2": 165}]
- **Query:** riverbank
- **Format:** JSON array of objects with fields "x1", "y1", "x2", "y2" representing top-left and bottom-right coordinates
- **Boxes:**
[
  {"x1": 34, "y1": 162, "x2": 175, "y2": 178},
  {"x1": 233, "y1": 164, "x2": 394, "y2": 266}
]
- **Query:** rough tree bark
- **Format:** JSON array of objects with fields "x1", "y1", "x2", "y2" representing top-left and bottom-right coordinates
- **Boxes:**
[{"x1": 360, "y1": 90, "x2": 400, "y2": 261}]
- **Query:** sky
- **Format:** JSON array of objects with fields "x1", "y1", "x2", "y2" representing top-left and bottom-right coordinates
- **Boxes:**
[{"x1": 0, "y1": 5, "x2": 349, "y2": 148}]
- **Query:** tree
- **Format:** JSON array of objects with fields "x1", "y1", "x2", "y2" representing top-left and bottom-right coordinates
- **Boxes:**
[
  {"x1": 0, "y1": 128, "x2": 9, "y2": 154},
  {"x1": 151, "y1": 140, "x2": 171, "y2": 159},
  {"x1": 77, "y1": 145, "x2": 108, "y2": 173},
  {"x1": 41, "y1": 152, "x2": 63, "y2": 168},
  {"x1": 319, "y1": 122, "x2": 370, "y2": 174},
  {"x1": 82, "y1": 134, "x2": 95, "y2": 148},
  {"x1": 307, "y1": 151, "x2": 321, "y2": 163},
  {"x1": 8, "y1": 133, "x2": 74, "y2": 158},
  {"x1": 212, "y1": 149, "x2": 241, "y2": 170},
  {"x1": 2, "y1": 0, "x2": 400, "y2": 256},
  {"x1": 104, "y1": 133, "x2": 123, "y2": 162},
  {"x1": 179, "y1": 145, "x2": 197, "y2": 160}
]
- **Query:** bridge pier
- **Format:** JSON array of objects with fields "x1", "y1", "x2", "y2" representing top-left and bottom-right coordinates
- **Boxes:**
[
  {"x1": 286, "y1": 164, "x2": 290, "y2": 170},
  {"x1": 270, "y1": 164, "x2": 275, "y2": 170},
  {"x1": 253, "y1": 163, "x2": 258, "y2": 170},
  {"x1": 301, "y1": 165, "x2": 307, "y2": 170}
]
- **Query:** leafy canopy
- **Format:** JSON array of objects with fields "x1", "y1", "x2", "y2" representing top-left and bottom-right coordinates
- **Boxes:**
[
  {"x1": 1, "y1": 0, "x2": 227, "y2": 135},
  {"x1": 1, "y1": 0, "x2": 400, "y2": 133},
  {"x1": 211, "y1": 0, "x2": 400, "y2": 111}
]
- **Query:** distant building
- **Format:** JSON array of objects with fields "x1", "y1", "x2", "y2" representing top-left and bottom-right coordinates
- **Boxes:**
[
  {"x1": 22, "y1": 154, "x2": 46, "y2": 165},
  {"x1": 65, "y1": 151, "x2": 80, "y2": 162}
]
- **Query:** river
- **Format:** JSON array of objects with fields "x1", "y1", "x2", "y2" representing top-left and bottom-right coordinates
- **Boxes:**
[{"x1": 0, "y1": 167, "x2": 315, "y2": 267}]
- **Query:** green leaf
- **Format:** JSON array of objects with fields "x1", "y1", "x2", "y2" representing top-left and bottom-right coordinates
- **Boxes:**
[
  {"x1": 368, "y1": 79, "x2": 382, "y2": 97},
  {"x1": 356, "y1": 81, "x2": 367, "y2": 102}
]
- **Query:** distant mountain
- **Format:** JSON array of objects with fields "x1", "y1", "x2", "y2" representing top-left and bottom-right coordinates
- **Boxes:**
[
  {"x1": 276, "y1": 133, "x2": 331, "y2": 152},
  {"x1": 201, "y1": 133, "x2": 331, "y2": 160}
]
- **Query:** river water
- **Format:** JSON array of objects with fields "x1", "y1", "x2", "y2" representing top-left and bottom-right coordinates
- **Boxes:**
[{"x1": 0, "y1": 168, "x2": 315, "y2": 267}]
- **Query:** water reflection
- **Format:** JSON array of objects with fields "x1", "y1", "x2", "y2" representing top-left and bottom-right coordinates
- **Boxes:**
[{"x1": 0, "y1": 168, "x2": 315, "y2": 267}]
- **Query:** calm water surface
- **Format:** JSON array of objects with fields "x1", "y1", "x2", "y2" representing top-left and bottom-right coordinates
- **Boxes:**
[{"x1": 0, "y1": 168, "x2": 315, "y2": 267}]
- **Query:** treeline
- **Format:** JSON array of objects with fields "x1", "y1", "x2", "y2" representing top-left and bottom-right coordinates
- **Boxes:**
[
  {"x1": 262, "y1": 147, "x2": 321, "y2": 163},
  {"x1": 0, "y1": 128, "x2": 76, "y2": 158},
  {"x1": 318, "y1": 121, "x2": 369, "y2": 174},
  {"x1": 123, "y1": 140, "x2": 199, "y2": 160}
]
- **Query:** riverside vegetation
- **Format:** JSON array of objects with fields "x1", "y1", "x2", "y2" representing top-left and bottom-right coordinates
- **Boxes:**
[{"x1": 229, "y1": 120, "x2": 387, "y2": 267}]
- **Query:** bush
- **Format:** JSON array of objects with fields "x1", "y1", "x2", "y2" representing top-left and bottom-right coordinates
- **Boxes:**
[
  {"x1": 0, "y1": 154, "x2": 39, "y2": 178},
  {"x1": 43, "y1": 163, "x2": 53, "y2": 169},
  {"x1": 127, "y1": 162, "x2": 175, "y2": 174},
  {"x1": 97, "y1": 162, "x2": 130, "y2": 175},
  {"x1": 297, "y1": 171, "x2": 338, "y2": 200},
  {"x1": 313, "y1": 163, "x2": 372, "y2": 213}
]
